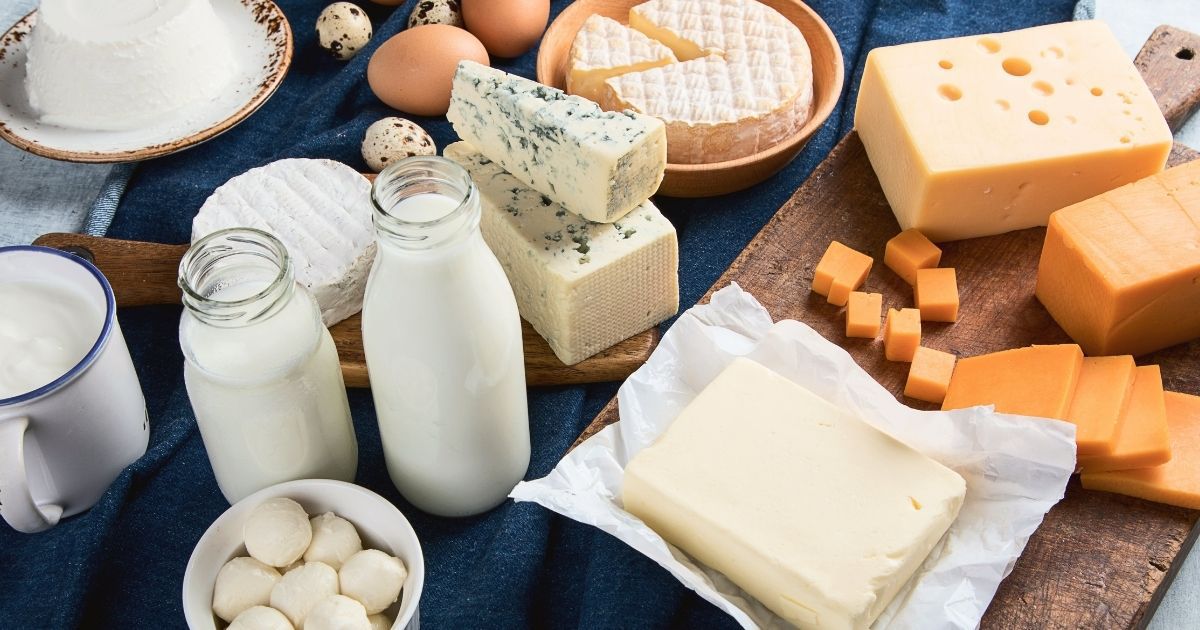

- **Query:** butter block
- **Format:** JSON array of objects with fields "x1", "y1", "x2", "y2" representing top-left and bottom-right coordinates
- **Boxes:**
[
  {"x1": 855, "y1": 21, "x2": 1172, "y2": 242},
  {"x1": 623, "y1": 358, "x2": 966, "y2": 630},
  {"x1": 445, "y1": 142, "x2": 679, "y2": 365},
  {"x1": 1036, "y1": 160, "x2": 1200, "y2": 356}
]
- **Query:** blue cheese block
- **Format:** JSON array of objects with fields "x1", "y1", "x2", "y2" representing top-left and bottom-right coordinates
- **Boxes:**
[
  {"x1": 445, "y1": 141, "x2": 679, "y2": 365},
  {"x1": 446, "y1": 60, "x2": 667, "y2": 224}
]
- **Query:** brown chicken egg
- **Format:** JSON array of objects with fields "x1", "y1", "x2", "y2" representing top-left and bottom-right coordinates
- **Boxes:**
[
  {"x1": 366, "y1": 24, "x2": 489, "y2": 116},
  {"x1": 462, "y1": 0, "x2": 549, "y2": 58}
]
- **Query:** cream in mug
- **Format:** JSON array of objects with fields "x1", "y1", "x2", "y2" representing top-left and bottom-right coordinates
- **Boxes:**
[{"x1": 0, "y1": 280, "x2": 103, "y2": 399}]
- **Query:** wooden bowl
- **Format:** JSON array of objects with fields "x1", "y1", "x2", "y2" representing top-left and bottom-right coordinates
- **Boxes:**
[{"x1": 537, "y1": 0, "x2": 844, "y2": 198}]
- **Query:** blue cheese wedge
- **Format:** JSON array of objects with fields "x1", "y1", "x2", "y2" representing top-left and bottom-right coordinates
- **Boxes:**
[
  {"x1": 444, "y1": 141, "x2": 678, "y2": 365},
  {"x1": 446, "y1": 61, "x2": 667, "y2": 224}
]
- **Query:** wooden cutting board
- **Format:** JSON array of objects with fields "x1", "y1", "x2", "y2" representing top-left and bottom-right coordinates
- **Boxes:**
[
  {"x1": 576, "y1": 25, "x2": 1200, "y2": 628},
  {"x1": 29, "y1": 232, "x2": 659, "y2": 387}
]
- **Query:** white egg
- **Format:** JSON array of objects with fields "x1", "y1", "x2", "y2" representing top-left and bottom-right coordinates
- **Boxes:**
[
  {"x1": 338, "y1": 550, "x2": 407, "y2": 615},
  {"x1": 244, "y1": 498, "x2": 313, "y2": 568},
  {"x1": 317, "y1": 3, "x2": 373, "y2": 61},
  {"x1": 304, "y1": 512, "x2": 363, "y2": 571},
  {"x1": 367, "y1": 613, "x2": 392, "y2": 630},
  {"x1": 228, "y1": 606, "x2": 295, "y2": 630},
  {"x1": 407, "y1": 0, "x2": 463, "y2": 28},
  {"x1": 305, "y1": 595, "x2": 372, "y2": 630},
  {"x1": 361, "y1": 117, "x2": 436, "y2": 173},
  {"x1": 270, "y1": 562, "x2": 340, "y2": 628},
  {"x1": 213, "y1": 557, "x2": 282, "y2": 623}
]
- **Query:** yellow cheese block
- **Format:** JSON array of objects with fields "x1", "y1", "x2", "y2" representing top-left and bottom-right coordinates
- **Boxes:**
[
  {"x1": 1077, "y1": 365, "x2": 1171, "y2": 473},
  {"x1": 1036, "y1": 161, "x2": 1200, "y2": 356},
  {"x1": 854, "y1": 21, "x2": 1171, "y2": 242},
  {"x1": 1065, "y1": 355, "x2": 1136, "y2": 458}
]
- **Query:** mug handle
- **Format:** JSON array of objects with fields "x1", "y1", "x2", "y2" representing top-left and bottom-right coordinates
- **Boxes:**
[{"x1": 0, "y1": 417, "x2": 64, "y2": 533}]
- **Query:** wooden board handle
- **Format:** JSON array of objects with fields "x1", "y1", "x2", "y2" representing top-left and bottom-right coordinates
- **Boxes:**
[
  {"x1": 31, "y1": 232, "x2": 659, "y2": 388},
  {"x1": 1136, "y1": 24, "x2": 1200, "y2": 132}
]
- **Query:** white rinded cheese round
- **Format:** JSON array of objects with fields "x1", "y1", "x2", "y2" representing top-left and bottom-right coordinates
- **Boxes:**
[{"x1": 192, "y1": 159, "x2": 375, "y2": 326}]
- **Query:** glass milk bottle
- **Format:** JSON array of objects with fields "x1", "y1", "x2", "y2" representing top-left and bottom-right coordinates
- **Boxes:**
[
  {"x1": 178, "y1": 228, "x2": 358, "y2": 504},
  {"x1": 363, "y1": 156, "x2": 530, "y2": 517}
]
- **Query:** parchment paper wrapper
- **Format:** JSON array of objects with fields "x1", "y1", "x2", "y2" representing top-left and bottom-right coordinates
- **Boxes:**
[{"x1": 511, "y1": 283, "x2": 1077, "y2": 629}]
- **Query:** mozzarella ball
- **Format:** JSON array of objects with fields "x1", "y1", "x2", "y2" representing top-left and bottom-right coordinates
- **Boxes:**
[
  {"x1": 361, "y1": 117, "x2": 435, "y2": 173},
  {"x1": 338, "y1": 550, "x2": 407, "y2": 615},
  {"x1": 228, "y1": 606, "x2": 295, "y2": 630},
  {"x1": 367, "y1": 613, "x2": 392, "y2": 630},
  {"x1": 317, "y1": 2, "x2": 373, "y2": 60},
  {"x1": 304, "y1": 512, "x2": 363, "y2": 571},
  {"x1": 270, "y1": 562, "x2": 339, "y2": 628},
  {"x1": 245, "y1": 498, "x2": 313, "y2": 567},
  {"x1": 213, "y1": 557, "x2": 283, "y2": 622},
  {"x1": 305, "y1": 595, "x2": 372, "y2": 630},
  {"x1": 283, "y1": 560, "x2": 305, "y2": 575}
]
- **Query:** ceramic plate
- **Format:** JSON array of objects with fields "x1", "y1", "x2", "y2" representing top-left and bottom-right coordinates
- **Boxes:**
[{"x1": 0, "y1": 0, "x2": 292, "y2": 163}]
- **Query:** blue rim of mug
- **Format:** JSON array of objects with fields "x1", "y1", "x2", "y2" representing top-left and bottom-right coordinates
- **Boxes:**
[{"x1": 0, "y1": 245, "x2": 116, "y2": 406}]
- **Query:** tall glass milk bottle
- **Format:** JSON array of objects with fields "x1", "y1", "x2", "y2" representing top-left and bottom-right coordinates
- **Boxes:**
[
  {"x1": 363, "y1": 156, "x2": 530, "y2": 517},
  {"x1": 178, "y1": 228, "x2": 358, "y2": 504}
]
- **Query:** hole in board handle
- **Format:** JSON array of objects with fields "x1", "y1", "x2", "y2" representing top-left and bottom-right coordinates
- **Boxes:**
[
  {"x1": 58, "y1": 245, "x2": 96, "y2": 265},
  {"x1": 1178, "y1": 48, "x2": 1195, "y2": 61}
]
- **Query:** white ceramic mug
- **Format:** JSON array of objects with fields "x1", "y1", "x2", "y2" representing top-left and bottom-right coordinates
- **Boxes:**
[{"x1": 0, "y1": 246, "x2": 148, "y2": 533}]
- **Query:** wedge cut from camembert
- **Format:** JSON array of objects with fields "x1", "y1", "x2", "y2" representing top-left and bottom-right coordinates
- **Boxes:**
[{"x1": 566, "y1": 15, "x2": 677, "y2": 105}]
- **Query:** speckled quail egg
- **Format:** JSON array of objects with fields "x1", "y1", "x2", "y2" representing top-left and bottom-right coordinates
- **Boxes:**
[
  {"x1": 407, "y1": 0, "x2": 463, "y2": 28},
  {"x1": 316, "y1": 3, "x2": 373, "y2": 61},
  {"x1": 361, "y1": 117, "x2": 436, "y2": 172}
]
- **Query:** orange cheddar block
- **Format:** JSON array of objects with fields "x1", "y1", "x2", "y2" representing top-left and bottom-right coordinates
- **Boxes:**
[
  {"x1": 812, "y1": 241, "x2": 873, "y2": 307},
  {"x1": 1036, "y1": 160, "x2": 1200, "y2": 357},
  {"x1": 846, "y1": 292, "x2": 883, "y2": 338},
  {"x1": 1082, "y1": 391, "x2": 1200, "y2": 509},
  {"x1": 941, "y1": 344, "x2": 1083, "y2": 419},
  {"x1": 884, "y1": 229, "x2": 941, "y2": 284},
  {"x1": 1065, "y1": 355, "x2": 1136, "y2": 457},
  {"x1": 904, "y1": 347, "x2": 957, "y2": 404},
  {"x1": 883, "y1": 308, "x2": 921, "y2": 362},
  {"x1": 914, "y1": 268, "x2": 958, "y2": 322},
  {"x1": 1077, "y1": 365, "x2": 1171, "y2": 473}
]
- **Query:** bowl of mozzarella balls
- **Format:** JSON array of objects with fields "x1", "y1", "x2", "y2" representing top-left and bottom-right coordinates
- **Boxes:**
[{"x1": 183, "y1": 479, "x2": 424, "y2": 630}]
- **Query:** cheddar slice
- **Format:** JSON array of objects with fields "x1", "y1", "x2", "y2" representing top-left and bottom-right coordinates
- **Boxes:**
[
  {"x1": 884, "y1": 229, "x2": 941, "y2": 285},
  {"x1": 1065, "y1": 355, "x2": 1136, "y2": 457},
  {"x1": 846, "y1": 291, "x2": 883, "y2": 338},
  {"x1": 905, "y1": 346, "x2": 957, "y2": 404},
  {"x1": 855, "y1": 21, "x2": 1172, "y2": 242},
  {"x1": 914, "y1": 268, "x2": 959, "y2": 323},
  {"x1": 1036, "y1": 160, "x2": 1200, "y2": 357},
  {"x1": 812, "y1": 241, "x2": 873, "y2": 307},
  {"x1": 1077, "y1": 365, "x2": 1171, "y2": 473},
  {"x1": 1082, "y1": 391, "x2": 1200, "y2": 509},
  {"x1": 883, "y1": 308, "x2": 921, "y2": 362},
  {"x1": 941, "y1": 344, "x2": 1083, "y2": 419}
]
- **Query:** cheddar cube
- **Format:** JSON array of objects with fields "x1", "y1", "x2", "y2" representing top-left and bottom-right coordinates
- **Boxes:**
[
  {"x1": 941, "y1": 344, "x2": 1083, "y2": 420},
  {"x1": 1077, "y1": 366, "x2": 1171, "y2": 473},
  {"x1": 914, "y1": 268, "x2": 959, "y2": 322},
  {"x1": 855, "y1": 21, "x2": 1172, "y2": 242},
  {"x1": 885, "y1": 229, "x2": 941, "y2": 285},
  {"x1": 904, "y1": 347, "x2": 957, "y2": 404},
  {"x1": 883, "y1": 308, "x2": 921, "y2": 362},
  {"x1": 846, "y1": 292, "x2": 883, "y2": 338},
  {"x1": 1082, "y1": 391, "x2": 1200, "y2": 509},
  {"x1": 1065, "y1": 356, "x2": 1136, "y2": 457},
  {"x1": 812, "y1": 241, "x2": 873, "y2": 307},
  {"x1": 1036, "y1": 160, "x2": 1200, "y2": 357}
]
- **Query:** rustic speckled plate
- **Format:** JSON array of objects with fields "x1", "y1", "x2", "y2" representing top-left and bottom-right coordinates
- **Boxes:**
[{"x1": 0, "y1": 0, "x2": 292, "y2": 163}]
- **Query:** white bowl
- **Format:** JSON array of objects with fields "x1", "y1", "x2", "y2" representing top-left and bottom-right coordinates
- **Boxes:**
[{"x1": 183, "y1": 479, "x2": 424, "y2": 630}]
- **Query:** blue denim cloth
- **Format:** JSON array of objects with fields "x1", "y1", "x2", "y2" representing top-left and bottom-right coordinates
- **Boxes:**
[{"x1": 0, "y1": 1, "x2": 1074, "y2": 627}]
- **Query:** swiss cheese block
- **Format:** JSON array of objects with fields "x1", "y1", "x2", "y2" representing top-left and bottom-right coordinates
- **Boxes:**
[
  {"x1": 905, "y1": 346, "x2": 957, "y2": 404},
  {"x1": 884, "y1": 229, "x2": 941, "y2": 285},
  {"x1": 1082, "y1": 391, "x2": 1200, "y2": 509},
  {"x1": 883, "y1": 308, "x2": 921, "y2": 362},
  {"x1": 447, "y1": 61, "x2": 666, "y2": 223},
  {"x1": 444, "y1": 142, "x2": 679, "y2": 365},
  {"x1": 1065, "y1": 355, "x2": 1137, "y2": 457},
  {"x1": 599, "y1": 0, "x2": 814, "y2": 164},
  {"x1": 565, "y1": 15, "x2": 677, "y2": 104},
  {"x1": 914, "y1": 268, "x2": 959, "y2": 323},
  {"x1": 846, "y1": 291, "x2": 882, "y2": 339},
  {"x1": 1035, "y1": 160, "x2": 1200, "y2": 356},
  {"x1": 855, "y1": 21, "x2": 1172, "y2": 242},
  {"x1": 1077, "y1": 365, "x2": 1172, "y2": 473},
  {"x1": 623, "y1": 358, "x2": 966, "y2": 630},
  {"x1": 941, "y1": 344, "x2": 1083, "y2": 419}
]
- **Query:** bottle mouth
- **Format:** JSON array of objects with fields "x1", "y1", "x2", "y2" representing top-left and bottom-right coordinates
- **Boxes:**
[
  {"x1": 178, "y1": 227, "x2": 294, "y2": 327},
  {"x1": 371, "y1": 156, "x2": 479, "y2": 246}
]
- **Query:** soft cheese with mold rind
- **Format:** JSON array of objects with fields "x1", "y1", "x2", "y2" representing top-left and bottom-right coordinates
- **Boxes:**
[
  {"x1": 623, "y1": 358, "x2": 966, "y2": 630},
  {"x1": 191, "y1": 159, "x2": 375, "y2": 327},
  {"x1": 566, "y1": 15, "x2": 677, "y2": 105},
  {"x1": 599, "y1": 0, "x2": 814, "y2": 164},
  {"x1": 447, "y1": 61, "x2": 666, "y2": 224},
  {"x1": 444, "y1": 142, "x2": 678, "y2": 365},
  {"x1": 855, "y1": 21, "x2": 1172, "y2": 242}
]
